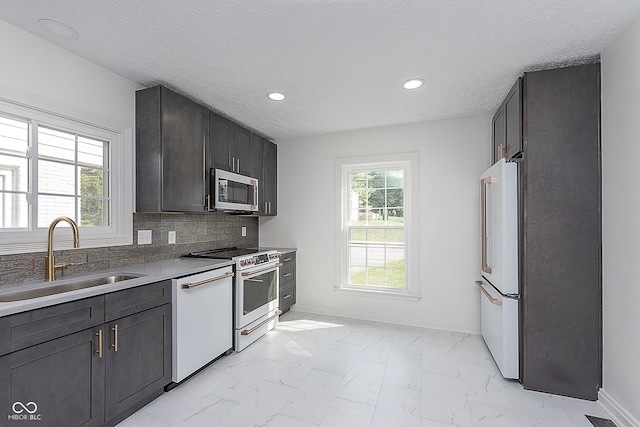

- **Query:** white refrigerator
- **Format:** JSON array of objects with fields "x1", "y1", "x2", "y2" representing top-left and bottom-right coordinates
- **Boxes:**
[{"x1": 477, "y1": 158, "x2": 519, "y2": 379}]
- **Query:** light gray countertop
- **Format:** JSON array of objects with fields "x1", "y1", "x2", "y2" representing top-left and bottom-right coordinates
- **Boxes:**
[
  {"x1": 253, "y1": 247, "x2": 297, "y2": 254},
  {"x1": 0, "y1": 257, "x2": 233, "y2": 317}
]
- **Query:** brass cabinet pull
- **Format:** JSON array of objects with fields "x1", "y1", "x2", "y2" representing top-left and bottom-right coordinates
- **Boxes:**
[
  {"x1": 112, "y1": 324, "x2": 118, "y2": 352},
  {"x1": 282, "y1": 257, "x2": 292, "y2": 262},
  {"x1": 96, "y1": 330, "x2": 103, "y2": 358},
  {"x1": 481, "y1": 176, "x2": 493, "y2": 274},
  {"x1": 283, "y1": 294, "x2": 292, "y2": 299},
  {"x1": 241, "y1": 263, "x2": 282, "y2": 277},
  {"x1": 240, "y1": 310, "x2": 282, "y2": 335},
  {"x1": 282, "y1": 273, "x2": 292, "y2": 278},
  {"x1": 475, "y1": 281, "x2": 502, "y2": 306},
  {"x1": 181, "y1": 272, "x2": 234, "y2": 289}
]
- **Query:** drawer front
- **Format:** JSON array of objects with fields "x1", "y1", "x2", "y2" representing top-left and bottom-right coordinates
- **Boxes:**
[
  {"x1": 0, "y1": 296, "x2": 105, "y2": 356},
  {"x1": 279, "y1": 283, "x2": 296, "y2": 310},
  {"x1": 280, "y1": 252, "x2": 296, "y2": 266},
  {"x1": 279, "y1": 263, "x2": 295, "y2": 287},
  {"x1": 105, "y1": 280, "x2": 171, "y2": 322}
]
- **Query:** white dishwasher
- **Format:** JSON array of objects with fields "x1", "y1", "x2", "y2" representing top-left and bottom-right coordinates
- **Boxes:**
[{"x1": 172, "y1": 265, "x2": 233, "y2": 383}]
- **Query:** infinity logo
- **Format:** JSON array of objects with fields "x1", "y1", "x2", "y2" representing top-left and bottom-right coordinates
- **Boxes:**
[{"x1": 12, "y1": 401, "x2": 38, "y2": 414}]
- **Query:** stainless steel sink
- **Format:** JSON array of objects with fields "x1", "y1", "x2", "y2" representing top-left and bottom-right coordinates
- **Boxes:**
[{"x1": 0, "y1": 274, "x2": 144, "y2": 302}]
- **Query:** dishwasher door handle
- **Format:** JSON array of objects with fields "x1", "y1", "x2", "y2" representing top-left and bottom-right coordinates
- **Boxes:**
[{"x1": 181, "y1": 272, "x2": 234, "y2": 289}]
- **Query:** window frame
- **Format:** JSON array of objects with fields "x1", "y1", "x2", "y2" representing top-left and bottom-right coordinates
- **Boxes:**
[
  {"x1": 0, "y1": 91, "x2": 133, "y2": 255},
  {"x1": 335, "y1": 152, "x2": 420, "y2": 300}
]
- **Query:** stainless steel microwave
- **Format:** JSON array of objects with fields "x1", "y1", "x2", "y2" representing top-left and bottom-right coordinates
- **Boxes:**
[{"x1": 211, "y1": 169, "x2": 258, "y2": 212}]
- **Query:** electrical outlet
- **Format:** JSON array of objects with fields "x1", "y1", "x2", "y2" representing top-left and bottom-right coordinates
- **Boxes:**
[
  {"x1": 241, "y1": 226, "x2": 247, "y2": 237},
  {"x1": 138, "y1": 230, "x2": 152, "y2": 245},
  {"x1": 168, "y1": 231, "x2": 176, "y2": 244}
]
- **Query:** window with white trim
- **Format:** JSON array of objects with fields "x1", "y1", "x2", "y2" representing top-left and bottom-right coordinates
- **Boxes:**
[
  {"x1": 336, "y1": 153, "x2": 420, "y2": 299},
  {"x1": 0, "y1": 97, "x2": 133, "y2": 254}
]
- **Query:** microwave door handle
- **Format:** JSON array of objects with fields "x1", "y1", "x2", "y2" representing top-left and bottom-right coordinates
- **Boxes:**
[
  {"x1": 252, "y1": 179, "x2": 258, "y2": 208},
  {"x1": 481, "y1": 177, "x2": 493, "y2": 274}
]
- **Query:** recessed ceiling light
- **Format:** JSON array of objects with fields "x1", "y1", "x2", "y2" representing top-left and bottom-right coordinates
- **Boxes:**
[
  {"x1": 402, "y1": 78, "x2": 424, "y2": 90},
  {"x1": 267, "y1": 92, "x2": 285, "y2": 101},
  {"x1": 37, "y1": 19, "x2": 79, "y2": 40}
]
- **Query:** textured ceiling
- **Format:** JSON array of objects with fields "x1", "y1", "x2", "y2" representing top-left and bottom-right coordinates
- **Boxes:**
[{"x1": 1, "y1": 1, "x2": 640, "y2": 140}]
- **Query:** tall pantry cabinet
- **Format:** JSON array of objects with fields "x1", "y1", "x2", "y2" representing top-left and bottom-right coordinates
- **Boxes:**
[{"x1": 493, "y1": 63, "x2": 602, "y2": 400}]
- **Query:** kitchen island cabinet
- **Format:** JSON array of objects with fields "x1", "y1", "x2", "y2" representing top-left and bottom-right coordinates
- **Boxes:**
[{"x1": 136, "y1": 86, "x2": 209, "y2": 213}]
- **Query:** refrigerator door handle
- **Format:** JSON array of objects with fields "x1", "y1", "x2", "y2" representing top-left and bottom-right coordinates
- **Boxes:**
[
  {"x1": 475, "y1": 280, "x2": 502, "y2": 306},
  {"x1": 481, "y1": 177, "x2": 493, "y2": 274}
]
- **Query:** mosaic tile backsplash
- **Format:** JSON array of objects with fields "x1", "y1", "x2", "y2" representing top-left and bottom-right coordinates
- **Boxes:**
[{"x1": 0, "y1": 211, "x2": 258, "y2": 286}]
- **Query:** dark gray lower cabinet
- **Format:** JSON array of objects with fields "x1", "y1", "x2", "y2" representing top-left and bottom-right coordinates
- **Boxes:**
[
  {"x1": 0, "y1": 281, "x2": 172, "y2": 427},
  {"x1": 105, "y1": 304, "x2": 171, "y2": 424},
  {"x1": 0, "y1": 328, "x2": 105, "y2": 426},
  {"x1": 279, "y1": 251, "x2": 296, "y2": 314}
]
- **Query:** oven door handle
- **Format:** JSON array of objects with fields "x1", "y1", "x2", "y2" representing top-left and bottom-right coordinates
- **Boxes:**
[
  {"x1": 240, "y1": 309, "x2": 283, "y2": 335},
  {"x1": 241, "y1": 263, "x2": 283, "y2": 277},
  {"x1": 181, "y1": 272, "x2": 234, "y2": 289}
]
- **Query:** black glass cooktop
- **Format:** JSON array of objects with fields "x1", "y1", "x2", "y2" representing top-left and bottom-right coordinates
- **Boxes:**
[{"x1": 184, "y1": 247, "x2": 257, "y2": 260}]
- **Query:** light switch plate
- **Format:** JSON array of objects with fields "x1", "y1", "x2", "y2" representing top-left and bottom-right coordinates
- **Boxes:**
[
  {"x1": 241, "y1": 226, "x2": 247, "y2": 237},
  {"x1": 168, "y1": 231, "x2": 176, "y2": 244},
  {"x1": 138, "y1": 230, "x2": 152, "y2": 245}
]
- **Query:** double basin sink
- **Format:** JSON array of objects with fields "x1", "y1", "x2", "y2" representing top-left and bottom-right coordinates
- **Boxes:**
[{"x1": 0, "y1": 274, "x2": 144, "y2": 302}]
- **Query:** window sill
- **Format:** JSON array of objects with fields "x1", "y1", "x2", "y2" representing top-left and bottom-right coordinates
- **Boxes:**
[{"x1": 333, "y1": 286, "x2": 421, "y2": 301}]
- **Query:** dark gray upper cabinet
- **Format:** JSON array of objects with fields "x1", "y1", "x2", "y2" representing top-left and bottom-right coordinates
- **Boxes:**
[
  {"x1": 209, "y1": 111, "x2": 254, "y2": 177},
  {"x1": 492, "y1": 106, "x2": 506, "y2": 163},
  {"x1": 136, "y1": 86, "x2": 209, "y2": 212},
  {"x1": 232, "y1": 124, "x2": 253, "y2": 176},
  {"x1": 517, "y1": 63, "x2": 601, "y2": 400},
  {"x1": 261, "y1": 138, "x2": 277, "y2": 216},
  {"x1": 492, "y1": 78, "x2": 523, "y2": 163},
  {"x1": 209, "y1": 111, "x2": 233, "y2": 172}
]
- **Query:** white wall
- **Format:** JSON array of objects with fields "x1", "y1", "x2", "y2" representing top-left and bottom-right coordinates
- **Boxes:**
[
  {"x1": 600, "y1": 15, "x2": 640, "y2": 427},
  {"x1": 261, "y1": 116, "x2": 490, "y2": 333},
  {"x1": 0, "y1": 18, "x2": 139, "y2": 127}
]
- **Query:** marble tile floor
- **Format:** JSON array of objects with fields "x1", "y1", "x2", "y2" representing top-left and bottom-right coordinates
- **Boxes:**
[{"x1": 117, "y1": 311, "x2": 609, "y2": 427}]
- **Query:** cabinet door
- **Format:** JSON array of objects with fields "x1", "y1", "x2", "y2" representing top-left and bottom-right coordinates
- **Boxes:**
[
  {"x1": 209, "y1": 111, "x2": 232, "y2": 172},
  {"x1": 261, "y1": 139, "x2": 277, "y2": 216},
  {"x1": 492, "y1": 107, "x2": 506, "y2": 164},
  {"x1": 161, "y1": 88, "x2": 208, "y2": 212},
  {"x1": 104, "y1": 304, "x2": 171, "y2": 422},
  {"x1": 0, "y1": 328, "x2": 105, "y2": 427},
  {"x1": 504, "y1": 78, "x2": 522, "y2": 159},
  {"x1": 252, "y1": 134, "x2": 265, "y2": 213},
  {"x1": 231, "y1": 124, "x2": 253, "y2": 176}
]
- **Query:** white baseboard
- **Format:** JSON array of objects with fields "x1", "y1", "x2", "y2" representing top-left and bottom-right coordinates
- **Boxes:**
[
  {"x1": 599, "y1": 388, "x2": 640, "y2": 427},
  {"x1": 290, "y1": 304, "x2": 481, "y2": 335}
]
